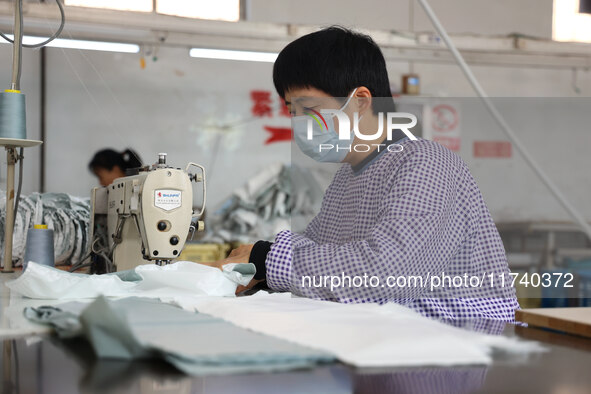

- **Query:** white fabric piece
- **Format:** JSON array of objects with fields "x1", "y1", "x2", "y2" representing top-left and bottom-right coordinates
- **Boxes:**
[
  {"x1": 165, "y1": 292, "x2": 545, "y2": 368},
  {"x1": 6, "y1": 263, "x2": 135, "y2": 299},
  {"x1": 6, "y1": 261, "x2": 254, "y2": 300}
]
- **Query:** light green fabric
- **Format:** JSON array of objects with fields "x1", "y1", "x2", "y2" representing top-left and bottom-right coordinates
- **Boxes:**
[{"x1": 24, "y1": 296, "x2": 334, "y2": 375}]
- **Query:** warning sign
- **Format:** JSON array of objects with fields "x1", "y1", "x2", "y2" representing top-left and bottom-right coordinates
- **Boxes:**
[
  {"x1": 424, "y1": 102, "x2": 461, "y2": 152},
  {"x1": 431, "y1": 104, "x2": 459, "y2": 133}
]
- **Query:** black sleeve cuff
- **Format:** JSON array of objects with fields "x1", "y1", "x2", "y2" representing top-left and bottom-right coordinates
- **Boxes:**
[{"x1": 249, "y1": 241, "x2": 272, "y2": 280}]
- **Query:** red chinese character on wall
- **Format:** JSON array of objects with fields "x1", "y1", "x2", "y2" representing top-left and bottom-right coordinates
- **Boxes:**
[
  {"x1": 250, "y1": 90, "x2": 273, "y2": 117},
  {"x1": 264, "y1": 126, "x2": 292, "y2": 144}
]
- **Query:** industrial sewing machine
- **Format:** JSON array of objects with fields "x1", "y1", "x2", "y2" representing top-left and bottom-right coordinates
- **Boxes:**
[{"x1": 90, "y1": 153, "x2": 205, "y2": 272}]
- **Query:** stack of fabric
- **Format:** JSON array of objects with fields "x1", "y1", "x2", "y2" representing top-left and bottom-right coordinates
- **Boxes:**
[
  {"x1": 206, "y1": 163, "x2": 327, "y2": 243},
  {"x1": 0, "y1": 192, "x2": 91, "y2": 268}
]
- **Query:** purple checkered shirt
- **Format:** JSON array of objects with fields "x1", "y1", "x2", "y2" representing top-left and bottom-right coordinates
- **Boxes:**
[{"x1": 265, "y1": 139, "x2": 519, "y2": 321}]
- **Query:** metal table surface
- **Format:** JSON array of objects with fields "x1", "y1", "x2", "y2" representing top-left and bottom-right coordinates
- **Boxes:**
[{"x1": 2, "y1": 273, "x2": 591, "y2": 393}]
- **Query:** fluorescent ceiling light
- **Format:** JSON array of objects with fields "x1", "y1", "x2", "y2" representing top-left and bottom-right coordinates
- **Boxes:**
[
  {"x1": 1, "y1": 35, "x2": 140, "y2": 53},
  {"x1": 46, "y1": 38, "x2": 140, "y2": 53},
  {"x1": 65, "y1": 0, "x2": 152, "y2": 12},
  {"x1": 190, "y1": 48, "x2": 278, "y2": 63}
]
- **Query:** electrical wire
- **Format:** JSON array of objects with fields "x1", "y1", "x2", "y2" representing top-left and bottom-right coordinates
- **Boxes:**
[
  {"x1": 13, "y1": 148, "x2": 24, "y2": 220},
  {"x1": 67, "y1": 252, "x2": 91, "y2": 272},
  {"x1": 10, "y1": 0, "x2": 23, "y2": 90},
  {"x1": 0, "y1": 0, "x2": 66, "y2": 49},
  {"x1": 69, "y1": 235, "x2": 108, "y2": 272}
]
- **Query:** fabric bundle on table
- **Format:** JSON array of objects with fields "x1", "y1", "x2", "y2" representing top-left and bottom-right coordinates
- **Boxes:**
[
  {"x1": 7, "y1": 263, "x2": 545, "y2": 373},
  {"x1": 0, "y1": 191, "x2": 91, "y2": 267},
  {"x1": 205, "y1": 163, "x2": 327, "y2": 243},
  {"x1": 9, "y1": 261, "x2": 334, "y2": 375},
  {"x1": 24, "y1": 296, "x2": 334, "y2": 375}
]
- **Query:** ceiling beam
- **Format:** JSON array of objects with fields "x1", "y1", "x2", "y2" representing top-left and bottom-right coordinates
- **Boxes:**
[{"x1": 0, "y1": 2, "x2": 590, "y2": 69}]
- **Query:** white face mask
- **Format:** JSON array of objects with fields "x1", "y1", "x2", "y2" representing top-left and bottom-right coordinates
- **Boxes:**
[{"x1": 291, "y1": 88, "x2": 359, "y2": 163}]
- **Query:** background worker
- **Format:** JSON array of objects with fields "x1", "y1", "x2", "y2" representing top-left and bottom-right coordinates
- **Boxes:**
[{"x1": 88, "y1": 148, "x2": 142, "y2": 187}]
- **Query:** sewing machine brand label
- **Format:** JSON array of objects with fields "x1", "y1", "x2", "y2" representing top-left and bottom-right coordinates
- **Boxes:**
[{"x1": 154, "y1": 189, "x2": 182, "y2": 211}]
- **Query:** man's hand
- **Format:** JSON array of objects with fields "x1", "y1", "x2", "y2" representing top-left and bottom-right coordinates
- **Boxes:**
[
  {"x1": 205, "y1": 244, "x2": 260, "y2": 294},
  {"x1": 228, "y1": 244, "x2": 254, "y2": 260},
  {"x1": 235, "y1": 278, "x2": 264, "y2": 294},
  {"x1": 202, "y1": 244, "x2": 254, "y2": 270}
]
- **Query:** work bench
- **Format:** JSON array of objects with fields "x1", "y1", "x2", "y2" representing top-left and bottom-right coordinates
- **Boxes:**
[{"x1": 1, "y1": 273, "x2": 591, "y2": 394}]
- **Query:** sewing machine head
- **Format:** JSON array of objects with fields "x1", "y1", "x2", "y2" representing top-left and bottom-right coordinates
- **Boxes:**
[{"x1": 90, "y1": 153, "x2": 205, "y2": 272}]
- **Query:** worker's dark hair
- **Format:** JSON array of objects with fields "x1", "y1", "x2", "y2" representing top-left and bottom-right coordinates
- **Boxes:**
[
  {"x1": 273, "y1": 26, "x2": 395, "y2": 114},
  {"x1": 88, "y1": 148, "x2": 142, "y2": 172}
]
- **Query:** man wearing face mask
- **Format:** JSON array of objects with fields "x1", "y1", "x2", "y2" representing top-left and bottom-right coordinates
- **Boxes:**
[{"x1": 212, "y1": 26, "x2": 519, "y2": 323}]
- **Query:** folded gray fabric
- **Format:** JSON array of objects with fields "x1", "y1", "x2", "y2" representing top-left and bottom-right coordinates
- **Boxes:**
[
  {"x1": 24, "y1": 297, "x2": 334, "y2": 375},
  {"x1": 24, "y1": 305, "x2": 83, "y2": 338}
]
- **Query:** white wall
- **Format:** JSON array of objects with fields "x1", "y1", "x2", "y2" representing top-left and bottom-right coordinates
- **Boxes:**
[
  {"x1": 439, "y1": 97, "x2": 591, "y2": 223},
  {"x1": 248, "y1": 0, "x2": 553, "y2": 38},
  {"x1": 386, "y1": 63, "x2": 591, "y2": 223},
  {"x1": 43, "y1": 46, "x2": 289, "y2": 210}
]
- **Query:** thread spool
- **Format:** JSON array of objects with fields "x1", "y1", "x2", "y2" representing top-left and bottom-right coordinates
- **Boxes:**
[
  {"x1": 23, "y1": 224, "x2": 54, "y2": 271},
  {"x1": 0, "y1": 90, "x2": 27, "y2": 140}
]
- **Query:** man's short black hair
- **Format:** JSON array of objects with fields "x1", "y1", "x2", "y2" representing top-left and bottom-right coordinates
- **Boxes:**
[{"x1": 273, "y1": 26, "x2": 395, "y2": 114}]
